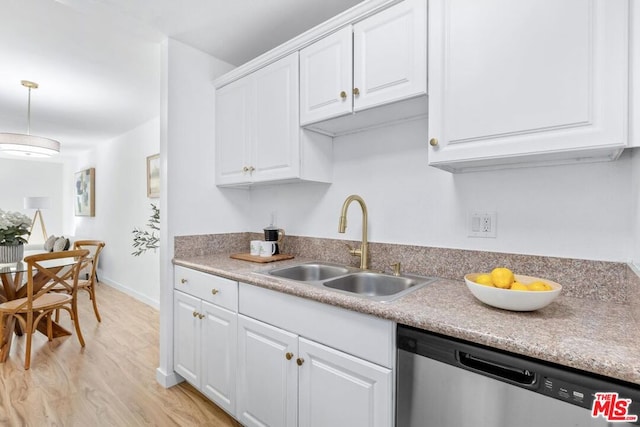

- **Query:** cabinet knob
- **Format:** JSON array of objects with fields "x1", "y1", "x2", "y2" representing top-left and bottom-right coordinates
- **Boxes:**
[
  {"x1": 429, "y1": 138, "x2": 439, "y2": 147},
  {"x1": 296, "y1": 357, "x2": 304, "y2": 366},
  {"x1": 353, "y1": 88, "x2": 360, "y2": 96},
  {"x1": 242, "y1": 166, "x2": 249, "y2": 172},
  {"x1": 248, "y1": 166, "x2": 255, "y2": 173},
  {"x1": 192, "y1": 311, "x2": 198, "y2": 317},
  {"x1": 198, "y1": 313, "x2": 205, "y2": 319},
  {"x1": 285, "y1": 352, "x2": 294, "y2": 360},
  {"x1": 340, "y1": 91, "x2": 347, "y2": 100},
  {"x1": 211, "y1": 288, "x2": 219, "y2": 295},
  {"x1": 180, "y1": 278, "x2": 188, "y2": 284}
]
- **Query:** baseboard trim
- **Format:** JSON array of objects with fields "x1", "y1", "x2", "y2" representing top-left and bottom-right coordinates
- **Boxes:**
[
  {"x1": 156, "y1": 367, "x2": 184, "y2": 388},
  {"x1": 97, "y1": 272, "x2": 160, "y2": 309}
]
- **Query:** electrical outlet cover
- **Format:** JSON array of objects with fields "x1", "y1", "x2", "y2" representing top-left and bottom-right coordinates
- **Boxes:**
[{"x1": 468, "y1": 212, "x2": 497, "y2": 238}]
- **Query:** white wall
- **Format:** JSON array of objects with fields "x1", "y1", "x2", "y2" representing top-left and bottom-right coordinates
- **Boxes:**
[
  {"x1": 249, "y1": 119, "x2": 634, "y2": 262},
  {"x1": 632, "y1": 148, "x2": 640, "y2": 265},
  {"x1": 0, "y1": 157, "x2": 66, "y2": 243},
  {"x1": 165, "y1": 39, "x2": 246, "y2": 242},
  {"x1": 74, "y1": 118, "x2": 160, "y2": 306},
  {"x1": 159, "y1": 38, "x2": 243, "y2": 386}
]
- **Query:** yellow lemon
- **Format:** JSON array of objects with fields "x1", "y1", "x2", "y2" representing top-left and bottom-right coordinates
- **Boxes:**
[
  {"x1": 510, "y1": 282, "x2": 529, "y2": 291},
  {"x1": 475, "y1": 274, "x2": 494, "y2": 287},
  {"x1": 491, "y1": 267, "x2": 514, "y2": 289},
  {"x1": 529, "y1": 281, "x2": 551, "y2": 291}
]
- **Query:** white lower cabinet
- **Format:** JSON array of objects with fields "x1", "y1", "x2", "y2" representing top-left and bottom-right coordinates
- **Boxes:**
[
  {"x1": 237, "y1": 314, "x2": 392, "y2": 427},
  {"x1": 173, "y1": 270, "x2": 395, "y2": 426},
  {"x1": 238, "y1": 283, "x2": 394, "y2": 427},
  {"x1": 298, "y1": 337, "x2": 392, "y2": 427},
  {"x1": 237, "y1": 315, "x2": 298, "y2": 427},
  {"x1": 173, "y1": 267, "x2": 238, "y2": 415}
]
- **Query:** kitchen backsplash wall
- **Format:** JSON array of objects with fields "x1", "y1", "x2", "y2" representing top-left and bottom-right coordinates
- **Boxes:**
[
  {"x1": 176, "y1": 233, "x2": 639, "y2": 305},
  {"x1": 629, "y1": 264, "x2": 640, "y2": 324},
  {"x1": 174, "y1": 232, "x2": 249, "y2": 258},
  {"x1": 247, "y1": 119, "x2": 635, "y2": 264}
]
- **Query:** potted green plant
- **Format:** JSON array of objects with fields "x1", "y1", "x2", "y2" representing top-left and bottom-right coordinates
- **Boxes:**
[{"x1": 0, "y1": 209, "x2": 31, "y2": 263}]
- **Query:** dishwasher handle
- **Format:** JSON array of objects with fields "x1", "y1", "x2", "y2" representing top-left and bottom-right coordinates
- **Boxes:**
[{"x1": 458, "y1": 351, "x2": 537, "y2": 388}]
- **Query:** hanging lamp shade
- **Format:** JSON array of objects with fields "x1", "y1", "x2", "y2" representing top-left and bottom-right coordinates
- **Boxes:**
[{"x1": 0, "y1": 81, "x2": 60, "y2": 158}]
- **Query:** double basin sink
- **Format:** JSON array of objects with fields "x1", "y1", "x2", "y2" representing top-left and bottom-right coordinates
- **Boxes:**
[{"x1": 260, "y1": 262, "x2": 436, "y2": 302}]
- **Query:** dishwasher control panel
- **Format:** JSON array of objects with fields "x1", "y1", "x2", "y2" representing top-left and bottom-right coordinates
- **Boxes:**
[{"x1": 541, "y1": 376, "x2": 590, "y2": 408}]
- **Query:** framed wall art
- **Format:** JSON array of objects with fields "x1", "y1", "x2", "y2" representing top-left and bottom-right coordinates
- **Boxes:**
[
  {"x1": 75, "y1": 167, "x2": 95, "y2": 217},
  {"x1": 147, "y1": 154, "x2": 160, "y2": 198}
]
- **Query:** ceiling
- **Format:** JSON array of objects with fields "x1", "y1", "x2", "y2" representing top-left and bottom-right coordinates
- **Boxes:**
[{"x1": 0, "y1": 0, "x2": 363, "y2": 159}]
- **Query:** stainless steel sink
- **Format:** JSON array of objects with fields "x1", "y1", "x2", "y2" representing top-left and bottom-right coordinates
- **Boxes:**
[
  {"x1": 261, "y1": 261, "x2": 435, "y2": 302},
  {"x1": 323, "y1": 272, "x2": 429, "y2": 297},
  {"x1": 268, "y1": 262, "x2": 353, "y2": 281}
]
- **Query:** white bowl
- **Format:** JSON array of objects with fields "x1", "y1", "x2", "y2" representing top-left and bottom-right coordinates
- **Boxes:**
[{"x1": 464, "y1": 273, "x2": 562, "y2": 311}]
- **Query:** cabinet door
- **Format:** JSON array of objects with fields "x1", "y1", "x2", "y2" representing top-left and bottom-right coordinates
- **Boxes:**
[
  {"x1": 215, "y1": 76, "x2": 253, "y2": 185},
  {"x1": 173, "y1": 291, "x2": 201, "y2": 386},
  {"x1": 300, "y1": 26, "x2": 353, "y2": 125},
  {"x1": 252, "y1": 53, "x2": 300, "y2": 183},
  {"x1": 428, "y1": 0, "x2": 629, "y2": 172},
  {"x1": 353, "y1": 0, "x2": 427, "y2": 112},
  {"x1": 298, "y1": 338, "x2": 392, "y2": 427},
  {"x1": 200, "y1": 301, "x2": 237, "y2": 415},
  {"x1": 237, "y1": 315, "x2": 298, "y2": 427}
]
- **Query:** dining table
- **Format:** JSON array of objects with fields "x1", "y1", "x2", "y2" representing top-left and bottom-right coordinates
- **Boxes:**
[{"x1": 0, "y1": 250, "x2": 80, "y2": 363}]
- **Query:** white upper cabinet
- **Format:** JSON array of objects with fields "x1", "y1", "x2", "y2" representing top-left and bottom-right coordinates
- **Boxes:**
[
  {"x1": 216, "y1": 77, "x2": 252, "y2": 185},
  {"x1": 252, "y1": 55, "x2": 300, "y2": 183},
  {"x1": 299, "y1": 26, "x2": 353, "y2": 125},
  {"x1": 300, "y1": 0, "x2": 427, "y2": 135},
  {"x1": 428, "y1": 0, "x2": 630, "y2": 173},
  {"x1": 352, "y1": 0, "x2": 427, "y2": 111},
  {"x1": 215, "y1": 53, "x2": 332, "y2": 187}
]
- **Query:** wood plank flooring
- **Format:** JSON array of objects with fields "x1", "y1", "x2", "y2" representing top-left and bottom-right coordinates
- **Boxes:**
[{"x1": 0, "y1": 283, "x2": 241, "y2": 427}]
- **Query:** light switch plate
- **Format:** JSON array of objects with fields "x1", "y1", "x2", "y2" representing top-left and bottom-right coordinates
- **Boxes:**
[{"x1": 468, "y1": 212, "x2": 497, "y2": 238}]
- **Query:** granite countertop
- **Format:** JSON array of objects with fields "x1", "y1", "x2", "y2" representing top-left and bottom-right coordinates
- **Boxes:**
[{"x1": 173, "y1": 254, "x2": 640, "y2": 386}]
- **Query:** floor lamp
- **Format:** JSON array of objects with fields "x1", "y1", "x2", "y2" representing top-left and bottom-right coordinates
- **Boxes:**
[{"x1": 24, "y1": 196, "x2": 50, "y2": 243}]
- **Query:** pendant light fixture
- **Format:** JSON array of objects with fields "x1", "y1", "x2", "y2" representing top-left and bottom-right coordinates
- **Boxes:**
[{"x1": 0, "y1": 80, "x2": 60, "y2": 157}]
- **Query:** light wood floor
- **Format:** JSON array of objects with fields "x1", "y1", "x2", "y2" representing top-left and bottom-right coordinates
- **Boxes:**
[{"x1": 0, "y1": 283, "x2": 241, "y2": 427}]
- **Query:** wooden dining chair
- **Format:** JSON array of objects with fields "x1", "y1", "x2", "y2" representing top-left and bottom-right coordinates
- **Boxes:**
[
  {"x1": 50, "y1": 240, "x2": 105, "y2": 322},
  {"x1": 0, "y1": 249, "x2": 89, "y2": 370}
]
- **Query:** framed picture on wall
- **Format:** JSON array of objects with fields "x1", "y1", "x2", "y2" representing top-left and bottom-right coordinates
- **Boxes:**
[
  {"x1": 75, "y1": 168, "x2": 95, "y2": 216},
  {"x1": 147, "y1": 154, "x2": 160, "y2": 198}
]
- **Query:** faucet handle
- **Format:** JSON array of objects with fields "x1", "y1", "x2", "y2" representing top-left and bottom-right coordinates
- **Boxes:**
[
  {"x1": 390, "y1": 262, "x2": 401, "y2": 276},
  {"x1": 345, "y1": 244, "x2": 361, "y2": 257}
]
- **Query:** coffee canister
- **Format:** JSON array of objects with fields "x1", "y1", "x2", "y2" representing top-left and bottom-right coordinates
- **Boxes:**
[{"x1": 264, "y1": 226, "x2": 285, "y2": 254}]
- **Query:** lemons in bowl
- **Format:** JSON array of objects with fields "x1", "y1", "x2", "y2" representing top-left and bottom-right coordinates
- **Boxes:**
[{"x1": 464, "y1": 268, "x2": 561, "y2": 311}]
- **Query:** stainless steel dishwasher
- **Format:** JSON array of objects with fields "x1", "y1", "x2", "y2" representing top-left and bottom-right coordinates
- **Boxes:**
[{"x1": 397, "y1": 325, "x2": 640, "y2": 427}]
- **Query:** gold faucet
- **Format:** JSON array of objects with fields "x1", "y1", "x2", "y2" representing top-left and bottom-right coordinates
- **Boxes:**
[{"x1": 338, "y1": 194, "x2": 369, "y2": 270}]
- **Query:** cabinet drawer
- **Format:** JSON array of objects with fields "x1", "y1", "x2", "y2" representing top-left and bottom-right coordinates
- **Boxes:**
[
  {"x1": 239, "y1": 282, "x2": 394, "y2": 368},
  {"x1": 175, "y1": 266, "x2": 238, "y2": 312}
]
